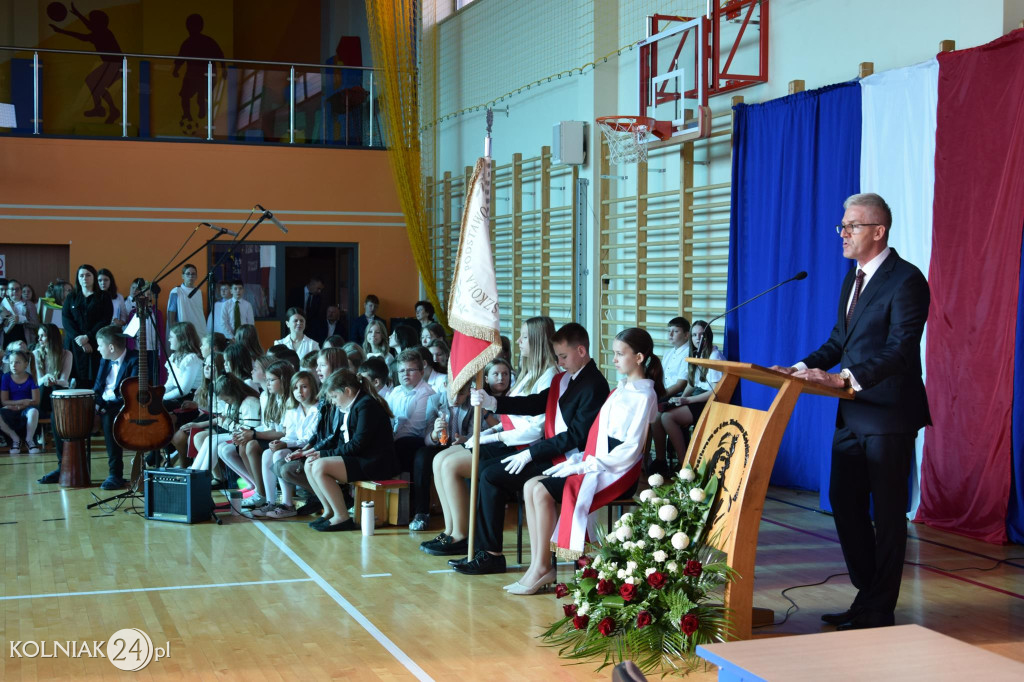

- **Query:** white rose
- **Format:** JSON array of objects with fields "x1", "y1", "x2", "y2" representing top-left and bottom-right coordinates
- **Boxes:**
[
  {"x1": 648, "y1": 524, "x2": 665, "y2": 540},
  {"x1": 622, "y1": 541, "x2": 634, "y2": 550},
  {"x1": 626, "y1": 560, "x2": 638, "y2": 573},
  {"x1": 605, "y1": 532, "x2": 618, "y2": 544},
  {"x1": 616, "y1": 525, "x2": 633, "y2": 541},
  {"x1": 679, "y1": 466, "x2": 696, "y2": 482},
  {"x1": 651, "y1": 498, "x2": 662, "y2": 506},
  {"x1": 578, "y1": 601, "x2": 590, "y2": 616},
  {"x1": 639, "y1": 489, "x2": 655, "y2": 502},
  {"x1": 617, "y1": 569, "x2": 627, "y2": 580},
  {"x1": 689, "y1": 488, "x2": 707, "y2": 503},
  {"x1": 625, "y1": 576, "x2": 636, "y2": 585},
  {"x1": 635, "y1": 540, "x2": 646, "y2": 549},
  {"x1": 666, "y1": 561, "x2": 679, "y2": 573},
  {"x1": 619, "y1": 512, "x2": 633, "y2": 525},
  {"x1": 598, "y1": 571, "x2": 607, "y2": 580},
  {"x1": 593, "y1": 555, "x2": 603, "y2": 567},
  {"x1": 648, "y1": 473, "x2": 665, "y2": 487},
  {"x1": 653, "y1": 550, "x2": 668, "y2": 563},
  {"x1": 658, "y1": 505, "x2": 679, "y2": 522},
  {"x1": 671, "y1": 532, "x2": 690, "y2": 550},
  {"x1": 645, "y1": 567, "x2": 657, "y2": 577}
]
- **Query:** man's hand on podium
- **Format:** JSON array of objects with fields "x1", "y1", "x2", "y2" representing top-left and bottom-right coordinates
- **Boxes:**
[
  {"x1": 769, "y1": 365, "x2": 797, "y2": 375},
  {"x1": 793, "y1": 367, "x2": 845, "y2": 388}
]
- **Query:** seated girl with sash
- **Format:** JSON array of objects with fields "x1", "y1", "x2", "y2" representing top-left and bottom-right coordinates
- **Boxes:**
[
  {"x1": 421, "y1": 316, "x2": 557, "y2": 557},
  {"x1": 509, "y1": 327, "x2": 663, "y2": 595}
]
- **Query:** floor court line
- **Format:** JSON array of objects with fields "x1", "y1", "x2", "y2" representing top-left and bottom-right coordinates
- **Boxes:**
[
  {"x1": 361, "y1": 573, "x2": 392, "y2": 578},
  {"x1": 253, "y1": 521, "x2": 434, "y2": 682},
  {"x1": 0, "y1": 577, "x2": 315, "y2": 602}
]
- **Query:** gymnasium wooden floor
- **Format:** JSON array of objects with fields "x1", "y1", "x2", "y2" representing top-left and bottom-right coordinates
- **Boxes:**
[{"x1": 1, "y1": 444, "x2": 1022, "y2": 680}]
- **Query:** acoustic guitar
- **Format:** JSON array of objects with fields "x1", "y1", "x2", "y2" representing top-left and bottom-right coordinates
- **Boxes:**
[{"x1": 113, "y1": 291, "x2": 174, "y2": 452}]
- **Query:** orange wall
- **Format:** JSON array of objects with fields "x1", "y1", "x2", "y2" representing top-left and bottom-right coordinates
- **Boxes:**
[{"x1": 0, "y1": 137, "x2": 417, "y2": 348}]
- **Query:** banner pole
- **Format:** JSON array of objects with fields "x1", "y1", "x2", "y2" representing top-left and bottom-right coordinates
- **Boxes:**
[{"x1": 466, "y1": 368, "x2": 485, "y2": 559}]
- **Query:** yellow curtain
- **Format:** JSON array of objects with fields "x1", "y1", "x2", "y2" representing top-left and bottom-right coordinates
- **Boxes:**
[{"x1": 365, "y1": 0, "x2": 447, "y2": 328}]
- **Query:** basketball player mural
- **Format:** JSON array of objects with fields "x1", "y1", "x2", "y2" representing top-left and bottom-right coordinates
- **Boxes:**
[
  {"x1": 173, "y1": 14, "x2": 225, "y2": 131},
  {"x1": 49, "y1": 2, "x2": 123, "y2": 124}
]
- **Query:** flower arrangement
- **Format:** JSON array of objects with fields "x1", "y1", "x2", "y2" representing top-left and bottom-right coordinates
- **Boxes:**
[{"x1": 541, "y1": 461, "x2": 736, "y2": 675}]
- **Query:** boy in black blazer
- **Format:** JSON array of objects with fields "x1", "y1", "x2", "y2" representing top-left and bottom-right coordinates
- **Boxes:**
[{"x1": 93, "y1": 326, "x2": 139, "y2": 490}]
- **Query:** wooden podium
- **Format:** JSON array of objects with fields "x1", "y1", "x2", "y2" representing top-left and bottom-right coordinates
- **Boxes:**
[{"x1": 684, "y1": 359, "x2": 853, "y2": 640}]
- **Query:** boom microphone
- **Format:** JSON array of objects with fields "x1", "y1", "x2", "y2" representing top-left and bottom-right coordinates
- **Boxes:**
[
  {"x1": 199, "y1": 222, "x2": 238, "y2": 237},
  {"x1": 699, "y1": 271, "x2": 808, "y2": 356},
  {"x1": 255, "y1": 204, "x2": 289, "y2": 234}
]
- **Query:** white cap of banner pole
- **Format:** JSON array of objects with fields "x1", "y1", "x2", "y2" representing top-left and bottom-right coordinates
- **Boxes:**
[{"x1": 484, "y1": 108, "x2": 493, "y2": 158}]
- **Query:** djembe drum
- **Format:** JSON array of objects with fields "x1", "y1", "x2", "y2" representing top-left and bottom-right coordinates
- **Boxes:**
[{"x1": 51, "y1": 389, "x2": 95, "y2": 488}]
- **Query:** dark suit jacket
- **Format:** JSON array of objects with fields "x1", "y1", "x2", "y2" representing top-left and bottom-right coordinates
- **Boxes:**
[
  {"x1": 315, "y1": 393, "x2": 396, "y2": 468},
  {"x1": 493, "y1": 359, "x2": 610, "y2": 463},
  {"x1": 802, "y1": 249, "x2": 930, "y2": 435},
  {"x1": 92, "y1": 349, "x2": 140, "y2": 408},
  {"x1": 288, "y1": 286, "x2": 326, "y2": 339}
]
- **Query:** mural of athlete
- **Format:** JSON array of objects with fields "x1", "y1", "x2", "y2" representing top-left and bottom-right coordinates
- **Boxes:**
[
  {"x1": 172, "y1": 14, "x2": 225, "y2": 123},
  {"x1": 50, "y1": 3, "x2": 122, "y2": 124}
]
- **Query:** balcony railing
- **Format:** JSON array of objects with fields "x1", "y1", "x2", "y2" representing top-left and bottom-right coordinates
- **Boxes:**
[{"x1": 0, "y1": 46, "x2": 384, "y2": 147}]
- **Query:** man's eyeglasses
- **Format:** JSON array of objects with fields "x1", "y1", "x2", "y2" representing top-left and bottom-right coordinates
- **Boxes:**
[{"x1": 835, "y1": 223, "x2": 882, "y2": 236}]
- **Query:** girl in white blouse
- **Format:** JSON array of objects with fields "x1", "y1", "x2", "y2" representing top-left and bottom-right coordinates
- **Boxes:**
[
  {"x1": 509, "y1": 327, "x2": 663, "y2": 595},
  {"x1": 275, "y1": 308, "x2": 320, "y2": 358},
  {"x1": 425, "y1": 316, "x2": 557, "y2": 554},
  {"x1": 256, "y1": 370, "x2": 321, "y2": 519},
  {"x1": 236, "y1": 360, "x2": 294, "y2": 511},
  {"x1": 163, "y1": 322, "x2": 203, "y2": 404},
  {"x1": 189, "y1": 374, "x2": 261, "y2": 478}
]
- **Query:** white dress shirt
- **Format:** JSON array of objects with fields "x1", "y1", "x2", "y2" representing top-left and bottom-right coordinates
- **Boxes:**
[
  {"x1": 576, "y1": 378, "x2": 659, "y2": 475},
  {"x1": 386, "y1": 380, "x2": 435, "y2": 439},
  {"x1": 281, "y1": 403, "x2": 320, "y2": 449},
  {"x1": 662, "y1": 345, "x2": 690, "y2": 389},
  {"x1": 163, "y1": 352, "x2": 202, "y2": 401},
  {"x1": 275, "y1": 334, "x2": 319, "y2": 358},
  {"x1": 479, "y1": 365, "x2": 557, "y2": 446},
  {"x1": 101, "y1": 349, "x2": 128, "y2": 402},
  {"x1": 220, "y1": 298, "x2": 255, "y2": 334}
]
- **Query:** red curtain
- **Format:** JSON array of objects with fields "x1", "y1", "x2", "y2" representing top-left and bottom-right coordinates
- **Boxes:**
[{"x1": 916, "y1": 31, "x2": 1024, "y2": 543}]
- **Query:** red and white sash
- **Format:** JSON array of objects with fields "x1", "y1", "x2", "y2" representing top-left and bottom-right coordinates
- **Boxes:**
[
  {"x1": 544, "y1": 371, "x2": 572, "y2": 465},
  {"x1": 551, "y1": 389, "x2": 645, "y2": 559}
]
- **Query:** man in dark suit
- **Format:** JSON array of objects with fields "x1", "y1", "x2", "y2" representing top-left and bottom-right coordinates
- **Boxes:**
[
  {"x1": 773, "y1": 193, "x2": 930, "y2": 630},
  {"x1": 92, "y1": 325, "x2": 140, "y2": 490},
  {"x1": 318, "y1": 304, "x2": 348, "y2": 344},
  {"x1": 289, "y1": 276, "x2": 326, "y2": 340},
  {"x1": 452, "y1": 323, "x2": 610, "y2": 575}
]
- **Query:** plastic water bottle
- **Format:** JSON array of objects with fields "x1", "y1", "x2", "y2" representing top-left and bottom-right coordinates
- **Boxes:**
[
  {"x1": 361, "y1": 501, "x2": 375, "y2": 536},
  {"x1": 438, "y1": 413, "x2": 449, "y2": 446}
]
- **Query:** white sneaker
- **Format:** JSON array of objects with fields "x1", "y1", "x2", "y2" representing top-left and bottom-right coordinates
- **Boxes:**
[
  {"x1": 242, "y1": 493, "x2": 267, "y2": 509},
  {"x1": 265, "y1": 504, "x2": 297, "y2": 519}
]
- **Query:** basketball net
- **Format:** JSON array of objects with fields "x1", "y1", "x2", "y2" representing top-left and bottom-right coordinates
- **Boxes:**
[{"x1": 596, "y1": 116, "x2": 655, "y2": 165}]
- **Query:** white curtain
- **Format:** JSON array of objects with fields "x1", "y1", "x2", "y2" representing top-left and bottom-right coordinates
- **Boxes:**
[{"x1": 860, "y1": 58, "x2": 939, "y2": 517}]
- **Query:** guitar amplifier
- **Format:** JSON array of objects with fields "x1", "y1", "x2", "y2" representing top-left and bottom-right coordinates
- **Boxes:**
[{"x1": 144, "y1": 467, "x2": 212, "y2": 523}]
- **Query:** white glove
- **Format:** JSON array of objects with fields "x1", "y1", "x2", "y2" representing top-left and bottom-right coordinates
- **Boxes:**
[
  {"x1": 478, "y1": 432, "x2": 500, "y2": 445},
  {"x1": 469, "y1": 388, "x2": 497, "y2": 412},
  {"x1": 500, "y1": 450, "x2": 533, "y2": 475},
  {"x1": 543, "y1": 461, "x2": 586, "y2": 478}
]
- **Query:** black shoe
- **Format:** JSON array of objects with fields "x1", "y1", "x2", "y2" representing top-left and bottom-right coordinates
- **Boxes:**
[
  {"x1": 100, "y1": 476, "x2": 127, "y2": 491},
  {"x1": 145, "y1": 451, "x2": 163, "y2": 467},
  {"x1": 836, "y1": 612, "x2": 894, "y2": 631},
  {"x1": 316, "y1": 518, "x2": 357, "y2": 532},
  {"x1": 309, "y1": 517, "x2": 331, "y2": 529},
  {"x1": 448, "y1": 556, "x2": 468, "y2": 567},
  {"x1": 821, "y1": 608, "x2": 859, "y2": 626},
  {"x1": 38, "y1": 470, "x2": 61, "y2": 484},
  {"x1": 422, "y1": 535, "x2": 468, "y2": 557},
  {"x1": 296, "y1": 499, "x2": 323, "y2": 516},
  {"x1": 420, "y1": 532, "x2": 451, "y2": 550},
  {"x1": 452, "y1": 550, "x2": 506, "y2": 575}
]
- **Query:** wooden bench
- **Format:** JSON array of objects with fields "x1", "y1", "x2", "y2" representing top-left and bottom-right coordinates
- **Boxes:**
[{"x1": 352, "y1": 479, "x2": 410, "y2": 526}]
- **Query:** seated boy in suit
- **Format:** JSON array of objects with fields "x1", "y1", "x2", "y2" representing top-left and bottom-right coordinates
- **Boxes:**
[{"x1": 93, "y1": 325, "x2": 139, "y2": 490}]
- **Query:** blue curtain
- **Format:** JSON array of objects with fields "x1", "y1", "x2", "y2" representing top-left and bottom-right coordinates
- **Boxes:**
[
  {"x1": 726, "y1": 82, "x2": 861, "y2": 510},
  {"x1": 1009, "y1": 225, "x2": 1024, "y2": 544}
]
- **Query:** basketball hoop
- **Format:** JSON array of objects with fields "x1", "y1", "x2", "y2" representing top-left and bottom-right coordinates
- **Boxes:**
[{"x1": 596, "y1": 116, "x2": 672, "y2": 164}]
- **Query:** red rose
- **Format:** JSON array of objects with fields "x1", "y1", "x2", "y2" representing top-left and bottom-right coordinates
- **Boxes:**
[
  {"x1": 646, "y1": 571, "x2": 667, "y2": 589},
  {"x1": 681, "y1": 613, "x2": 700, "y2": 635},
  {"x1": 581, "y1": 567, "x2": 598, "y2": 579},
  {"x1": 597, "y1": 617, "x2": 615, "y2": 637},
  {"x1": 555, "y1": 583, "x2": 569, "y2": 598},
  {"x1": 596, "y1": 579, "x2": 615, "y2": 596},
  {"x1": 576, "y1": 555, "x2": 593, "y2": 568},
  {"x1": 636, "y1": 611, "x2": 653, "y2": 629},
  {"x1": 573, "y1": 614, "x2": 590, "y2": 630},
  {"x1": 619, "y1": 583, "x2": 637, "y2": 602},
  {"x1": 684, "y1": 560, "x2": 703, "y2": 577},
  {"x1": 562, "y1": 603, "x2": 577, "y2": 618}
]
